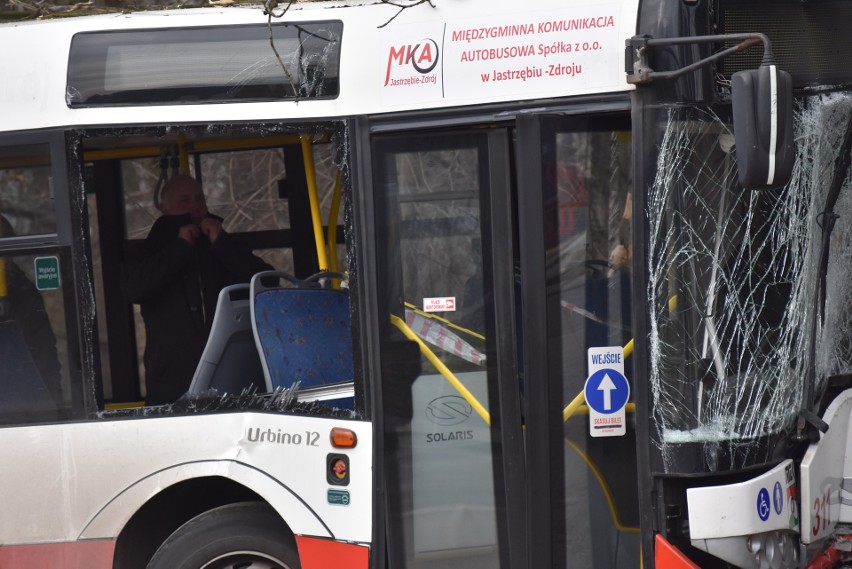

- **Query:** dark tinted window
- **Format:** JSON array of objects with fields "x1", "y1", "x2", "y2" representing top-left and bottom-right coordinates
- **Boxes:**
[
  {"x1": 67, "y1": 21, "x2": 342, "y2": 107},
  {"x1": 0, "y1": 144, "x2": 56, "y2": 237}
]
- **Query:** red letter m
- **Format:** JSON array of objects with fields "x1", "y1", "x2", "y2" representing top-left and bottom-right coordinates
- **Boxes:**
[{"x1": 385, "y1": 45, "x2": 408, "y2": 86}]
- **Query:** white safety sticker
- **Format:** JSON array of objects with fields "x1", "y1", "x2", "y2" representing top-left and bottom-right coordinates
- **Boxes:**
[{"x1": 423, "y1": 297, "x2": 456, "y2": 312}]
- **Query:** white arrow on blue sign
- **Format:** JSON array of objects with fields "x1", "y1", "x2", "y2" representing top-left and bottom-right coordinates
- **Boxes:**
[{"x1": 585, "y1": 369, "x2": 630, "y2": 415}]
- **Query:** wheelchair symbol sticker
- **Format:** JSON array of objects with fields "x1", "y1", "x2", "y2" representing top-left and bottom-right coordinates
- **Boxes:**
[
  {"x1": 757, "y1": 487, "x2": 771, "y2": 522},
  {"x1": 773, "y1": 481, "x2": 783, "y2": 515}
]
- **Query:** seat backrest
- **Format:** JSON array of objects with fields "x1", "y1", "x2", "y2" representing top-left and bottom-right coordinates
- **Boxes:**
[
  {"x1": 187, "y1": 284, "x2": 265, "y2": 396},
  {"x1": 250, "y1": 271, "x2": 353, "y2": 392}
]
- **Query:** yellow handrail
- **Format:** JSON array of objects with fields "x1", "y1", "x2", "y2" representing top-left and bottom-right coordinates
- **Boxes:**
[
  {"x1": 104, "y1": 401, "x2": 145, "y2": 411},
  {"x1": 300, "y1": 135, "x2": 329, "y2": 272},
  {"x1": 327, "y1": 170, "x2": 342, "y2": 277},
  {"x1": 392, "y1": 312, "x2": 639, "y2": 537},
  {"x1": 571, "y1": 403, "x2": 636, "y2": 416},
  {"x1": 178, "y1": 133, "x2": 189, "y2": 176},
  {"x1": 402, "y1": 301, "x2": 485, "y2": 341},
  {"x1": 564, "y1": 437, "x2": 640, "y2": 534},
  {"x1": 563, "y1": 343, "x2": 631, "y2": 423},
  {"x1": 0, "y1": 220, "x2": 6, "y2": 298},
  {"x1": 0, "y1": 257, "x2": 6, "y2": 299},
  {"x1": 390, "y1": 314, "x2": 491, "y2": 425},
  {"x1": 82, "y1": 134, "x2": 324, "y2": 162},
  {"x1": 563, "y1": 390, "x2": 588, "y2": 423},
  {"x1": 562, "y1": 295, "x2": 677, "y2": 423}
]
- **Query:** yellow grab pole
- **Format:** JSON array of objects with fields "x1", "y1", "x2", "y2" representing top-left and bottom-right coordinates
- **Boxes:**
[
  {"x1": 560, "y1": 295, "x2": 677, "y2": 423},
  {"x1": 563, "y1": 342, "x2": 632, "y2": 423},
  {"x1": 82, "y1": 135, "x2": 322, "y2": 162},
  {"x1": 0, "y1": 218, "x2": 6, "y2": 298},
  {"x1": 300, "y1": 135, "x2": 329, "y2": 271},
  {"x1": 390, "y1": 314, "x2": 491, "y2": 425},
  {"x1": 178, "y1": 133, "x2": 189, "y2": 176},
  {"x1": 403, "y1": 301, "x2": 486, "y2": 341},
  {"x1": 563, "y1": 390, "x2": 586, "y2": 423},
  {"x1": 327, "y1": 170, "x2": 342, "y2": 274}
]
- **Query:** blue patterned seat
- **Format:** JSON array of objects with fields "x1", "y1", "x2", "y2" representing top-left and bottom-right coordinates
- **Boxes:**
[{"x1": 250, "y1": 271, "x2": 353, "y2": 392}]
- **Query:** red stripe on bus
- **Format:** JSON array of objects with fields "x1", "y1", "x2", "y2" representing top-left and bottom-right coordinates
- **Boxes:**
[
  {"x1": 655, "y1": 534, "x2": 700, "y2": 569},
  {"x1": 0, "y1": 540, "x2": 114, "y2": 568},
  {"x1": 296, "y1": 535, "x2": 369, "y2": 569}
]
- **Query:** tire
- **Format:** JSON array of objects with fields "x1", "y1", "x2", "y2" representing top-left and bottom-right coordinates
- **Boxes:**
[{"x1": 147, "y1": 501, "x2": 301, "y2": 569}]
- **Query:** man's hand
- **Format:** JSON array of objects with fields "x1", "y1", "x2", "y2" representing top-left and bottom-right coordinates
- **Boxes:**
[
  {"x1": 178, "y1": 224, "x2": 201, "y2": 246},
  {"x1": 198, "y1": 217, "x2": 223, "y2": 243}
]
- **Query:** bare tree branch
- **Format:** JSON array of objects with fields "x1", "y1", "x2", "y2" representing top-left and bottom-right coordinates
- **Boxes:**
[
  {"x1": 263, "y1": 0, "x2": 299, "y2": 100},
  {"x1": 263, "y1": 0, "x2": 295, "y2": 18},
  {"x1": 1, "y1": 0, "x2": 437, "y2": 27},
  {"x1": 377, "y1": 0, "x2": 434, "y2": 29},
  {"x1": 5, "y1": 0, "x2": 96, "y2": 17}
]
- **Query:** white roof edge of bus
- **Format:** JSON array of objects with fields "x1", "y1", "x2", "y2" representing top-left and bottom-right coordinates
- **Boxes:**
[
  {"x1": 0, "y1": 0, "x2": 638, "y2": 132},
  {"x1": 0, "y1": 1, "x2": 382, "y2": 27}
]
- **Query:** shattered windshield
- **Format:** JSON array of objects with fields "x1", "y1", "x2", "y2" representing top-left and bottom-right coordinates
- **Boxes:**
[{"x1": 647, "y1": 94, "x2": 852, "y2": 469}]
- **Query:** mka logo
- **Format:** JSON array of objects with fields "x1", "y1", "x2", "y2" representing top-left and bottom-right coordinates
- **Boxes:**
[{"x1": 384, "y1": 38, "x2": 440, "y2": 86}]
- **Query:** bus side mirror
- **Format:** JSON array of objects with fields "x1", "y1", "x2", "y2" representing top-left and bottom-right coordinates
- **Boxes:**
[{"x1": 731, "y1": 65, "x2": 795, "y2": 190}]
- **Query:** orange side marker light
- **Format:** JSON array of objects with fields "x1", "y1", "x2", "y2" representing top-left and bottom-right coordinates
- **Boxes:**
[{"x1": 330, "y1": 427, "x2": 357, "y2": 448}]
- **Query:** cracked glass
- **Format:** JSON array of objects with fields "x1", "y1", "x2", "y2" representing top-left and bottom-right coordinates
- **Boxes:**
[{"x1": 646, "y1": 94, "x2": 852, "y2": 470}]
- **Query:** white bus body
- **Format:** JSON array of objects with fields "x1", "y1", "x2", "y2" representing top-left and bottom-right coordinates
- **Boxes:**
[
  {"x1": 0, "y1": 414, "x2": 372, "y2": 565},
  {"x1": 0, "y1": 2, "x2": 639, "y2": 567},
  {"x1": 13, "y1": 1, "x2": 845, "y2": 569},
  {"x1": 1, "y1": 1, "x2": 636, "y2": 131}
]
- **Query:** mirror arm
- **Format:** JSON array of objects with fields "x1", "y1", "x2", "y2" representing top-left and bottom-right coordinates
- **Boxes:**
[{"x1": 626, "y1": 33, "x2": 774, "y2": 85}]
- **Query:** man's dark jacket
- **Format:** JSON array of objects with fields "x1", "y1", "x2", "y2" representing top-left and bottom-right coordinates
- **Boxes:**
[{"x1": 122, "y1": 213, "x2": 271, "y2": 405}]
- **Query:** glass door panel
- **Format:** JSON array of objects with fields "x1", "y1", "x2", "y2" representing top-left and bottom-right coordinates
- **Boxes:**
[
  {"x1": 544, "y1": 117, "x2": 639, "y2": 567},
  {"x1": 373, "y1": 130, "x2": 507, "y2": 569},
  {"x1": 0, "y1": 137, "x2": 82, "y2": 424}
]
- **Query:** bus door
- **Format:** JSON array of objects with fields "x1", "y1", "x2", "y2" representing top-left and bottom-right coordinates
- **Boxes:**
[
  {"x1": 367, "y1": 112, "x2": 638, "y2": 568},
  {"x1": 515, "y1": 113, "x2": 640, "y2": 568},
  {"x1": 0, "y1": 132, "x2": 87, "y2": 424},
  {"x1": 369, "y1": 126, "x2": 524, "y2": 569}
]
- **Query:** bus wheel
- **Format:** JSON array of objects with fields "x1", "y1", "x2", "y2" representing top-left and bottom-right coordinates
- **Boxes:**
[{"x1": 147, "y1": 501, "x2": 301, "y2": 569}]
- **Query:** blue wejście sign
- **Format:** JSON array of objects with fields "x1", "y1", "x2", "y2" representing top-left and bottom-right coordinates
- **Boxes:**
[
  {"x1": 586, "y1": 346, "x2": 630, "y2": 438},
  {"x1": 584, "y1": 368, "x2": 630, "y2": 415}
]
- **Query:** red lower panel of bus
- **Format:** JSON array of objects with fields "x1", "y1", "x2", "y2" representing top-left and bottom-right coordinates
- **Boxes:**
[
  {"x1": 0, "y1": 536, "x2": 367, "y2": 568},
  {"x1": 0, "y1": 540, "x2": 115, "y2": 567},
  {"x1": 655, "y1": 534, "x2": 700, "y2": 568},
  {"x1": 296, "y1": 535, "x2": 369, "y2": 569}
]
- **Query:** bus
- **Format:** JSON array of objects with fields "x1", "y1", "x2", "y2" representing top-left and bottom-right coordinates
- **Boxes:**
[{"x1": 0, "y1": 0, "x2": 848, "y2": 567}]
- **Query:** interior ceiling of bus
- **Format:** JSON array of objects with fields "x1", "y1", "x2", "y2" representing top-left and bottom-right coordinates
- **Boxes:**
[
  {"x1": 83, "y1": 133, "x2": 187, "y2": 150},
  {"x1": 80, "y1": 130, "x2": 328, "y2": 161}
]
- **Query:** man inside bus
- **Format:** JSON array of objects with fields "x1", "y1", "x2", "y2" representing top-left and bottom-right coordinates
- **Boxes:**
[{"x1": 122, "y1": 175, "x2": 271, "y2": 406}]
